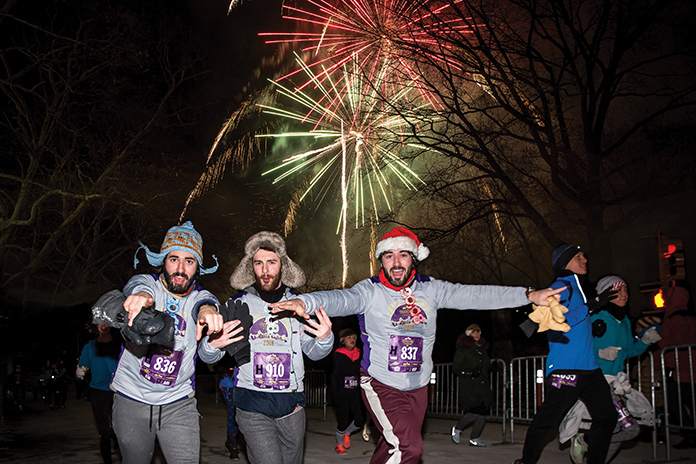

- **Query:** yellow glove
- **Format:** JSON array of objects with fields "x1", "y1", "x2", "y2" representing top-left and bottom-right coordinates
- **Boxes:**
[
  {"x1": 548, "y1": 297, "x2": 569, "y2": 323},
  {"x1": 529, "y1": 296, "x2": 570, "y2": 332}
]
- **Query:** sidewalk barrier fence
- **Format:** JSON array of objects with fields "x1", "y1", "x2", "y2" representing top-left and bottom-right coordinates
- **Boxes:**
[
  {"x1": 507, "y1": 356, "x2": 547, "y2": 443},
  {"x1": 426, "y1": 360, "x2": 508, "y2": 443},
  {"x1": 304, "y1": 369, "x2": 328, "y2": 420},
  {"x1": 661, "y1": 343, "x2": 696, "y2": 461},
  {"x1": 200, "y1": 344, "x2": 695, "y2": 460}
]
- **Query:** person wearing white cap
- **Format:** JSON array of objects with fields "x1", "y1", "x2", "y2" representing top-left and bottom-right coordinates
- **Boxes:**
[
  {"x1": 567, "y1": 275, "x2": 660, "y2": 464},
  {"x1": 272, "y1": 226, "x2": 562, "y2": 464}
]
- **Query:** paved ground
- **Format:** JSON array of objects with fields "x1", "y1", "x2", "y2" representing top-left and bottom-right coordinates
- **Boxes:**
[{"x1": 1, "y1": 391, "x2": 695, "y2": 463}]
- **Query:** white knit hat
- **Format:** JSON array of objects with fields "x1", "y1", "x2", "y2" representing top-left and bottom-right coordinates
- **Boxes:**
[{"x1": 596, "y1": 275, "x2": 626, "y2": 294}]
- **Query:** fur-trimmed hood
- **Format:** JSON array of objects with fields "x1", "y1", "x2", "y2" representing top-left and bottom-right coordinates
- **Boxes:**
[
  {"x1": 456, "y1": 333, "x2": 489, "y2": 350},
  {"x1": 229, "y1": 231, "x2": 306, "y2": 290}
]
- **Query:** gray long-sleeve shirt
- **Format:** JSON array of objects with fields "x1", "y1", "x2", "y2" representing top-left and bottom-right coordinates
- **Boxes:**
[
  {"x1": 299, "y1": 273, "x2": 529, "y2": 391},
  {"x1": 198, "y1": 285, "x2": 334, "y2": 393}
]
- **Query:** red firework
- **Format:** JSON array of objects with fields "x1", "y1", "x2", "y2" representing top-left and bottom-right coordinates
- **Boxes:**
[{"x1": 260, "y1": 0, "x2": 479, "y2": 109}]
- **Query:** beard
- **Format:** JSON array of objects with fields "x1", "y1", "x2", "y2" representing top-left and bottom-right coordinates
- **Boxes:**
[
  {"x1": 164, "y1": 270, "x2": 194, "y2": 294},
  {"x1": 385, "y1": 264, "x2": 414, "y2": 287},
  {"x1": 256, "y1": 272, "x2": 282, "y2": 292}
]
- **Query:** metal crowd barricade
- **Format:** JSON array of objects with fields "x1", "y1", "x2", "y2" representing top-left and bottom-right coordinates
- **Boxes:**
[
  {"x1": 508, "y1": 356, "x2": 546, "y2": 443},
  {"x1": 661, "y1": 343, "x2": 696, "y2": 461},
  {"x1": 426, "y1": 360, "x2": 508, "y2": 443},
  {"x1": 304, "y1": 369, "x2": 328, "y2": 420},
  {"x1": 505, "y1": 353, "x2": 662, "y2": 460}
]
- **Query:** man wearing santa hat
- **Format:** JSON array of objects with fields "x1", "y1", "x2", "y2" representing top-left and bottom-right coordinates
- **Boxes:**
[{"x1": 272, "y1": 226, "x2": 563, "y2": 464}]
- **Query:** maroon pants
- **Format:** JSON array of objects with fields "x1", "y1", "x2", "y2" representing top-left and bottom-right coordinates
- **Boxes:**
[{"x1": 361, "y1": 376, "x2": 428, "y2": 464}]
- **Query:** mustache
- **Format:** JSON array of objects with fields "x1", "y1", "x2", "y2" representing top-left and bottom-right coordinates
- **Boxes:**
[{"x1": 171, "y1": 272, "x2": 189, "y2": 280}]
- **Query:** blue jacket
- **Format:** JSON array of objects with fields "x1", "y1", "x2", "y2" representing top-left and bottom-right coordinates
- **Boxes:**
[
  {"x1": 546, "y1": 274, "x2": 599, "y2": 373},
  {"x1": 78, "y1": 339, "x2": 119, "y2": 391}
]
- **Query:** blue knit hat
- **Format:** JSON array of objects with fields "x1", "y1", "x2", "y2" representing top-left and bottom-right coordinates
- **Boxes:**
[
  {"x1": 551, "y1": 243, "x2": 582, "y2": 275},
  {"x1": 133, "y1": 221, "x2": 218, "y2": 275}
]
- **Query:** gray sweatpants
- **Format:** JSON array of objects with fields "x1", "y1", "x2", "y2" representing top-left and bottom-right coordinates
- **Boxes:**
[
  {"x1": 236, "y1": 406, "x2": 306, "y2": 464},
  {"x1": 606, "y1": 420, "x2": 640, "y2": 463},
  {"x1": 112, "y1": 394, "x2": 200, "y2": 464}
]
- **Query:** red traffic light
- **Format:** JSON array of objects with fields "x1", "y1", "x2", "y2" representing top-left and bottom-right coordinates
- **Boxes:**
[
  {"x1": 658, "y1": 236, "x2": 685, "y2": 282},
  {"x1": 664, "y1": 244, "x2": 677, "y2": 258}
]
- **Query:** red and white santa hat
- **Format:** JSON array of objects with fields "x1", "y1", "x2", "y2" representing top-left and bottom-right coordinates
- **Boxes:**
[{"x1": 374, "y1": 227, "x2": 430, "y2": 262}]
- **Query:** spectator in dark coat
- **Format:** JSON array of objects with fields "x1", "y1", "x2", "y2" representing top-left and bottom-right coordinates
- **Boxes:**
[
  {"x1": 331, "y1": 328, "x2": 365, "y2": 455},
  {"x1": 451, "y1": 324, "x2": 491, "y2": 447}
]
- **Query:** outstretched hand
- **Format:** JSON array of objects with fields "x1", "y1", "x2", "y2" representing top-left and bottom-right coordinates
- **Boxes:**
[
  {"x1": 270, "y1": 298, "x2": 309, "y2": 319},
  {"x1": 302, "y1": 306, "x2": 332, "y2": 340},
  {"x1": 527, "y1": 287, "x2": 567, "y2": 306},
  {"x1": 123, "y1": 291, "x2": 154, "y2": 326},
  {"x1": 587, "y1": 288, "x2": 619, "y2": 315},
  {"x1": 207, "y1": 320, "x2": 244, "y2": 349},
  {"x1": 196, "y1": 305, "x2": 223, "y2": 341}
]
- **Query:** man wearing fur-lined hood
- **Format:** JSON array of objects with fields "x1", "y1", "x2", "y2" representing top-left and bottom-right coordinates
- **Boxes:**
[{"x1": 197, "y1": 231, "x2": 334, "y2": 464}]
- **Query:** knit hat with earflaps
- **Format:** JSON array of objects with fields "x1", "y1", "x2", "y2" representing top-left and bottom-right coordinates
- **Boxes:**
[
  {"x1": 229, "y1": 231, "x2": 306, "y2": 290},
  {"x1": 133, "y1": 221, "x2": 218, "y2": 275}
]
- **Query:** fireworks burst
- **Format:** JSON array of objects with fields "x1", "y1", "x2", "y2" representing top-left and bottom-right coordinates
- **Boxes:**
[
  {"x1": 260, "y1": 0, "x2": 479, "y2": 110},
  {"x1": 258, "y1": 54, "x2": 429, "y2": 284}
]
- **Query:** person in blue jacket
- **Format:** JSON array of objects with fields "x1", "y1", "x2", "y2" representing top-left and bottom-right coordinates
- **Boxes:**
[
  {"x1": 76, "y1": 323, "x2": 121, "y2": 464},
  {"x1": 216, "y1": 360, "x2": 240, "y2": 460},
  {"x1": 514, "y1": 244, "x2": 618, "y2": 464}
]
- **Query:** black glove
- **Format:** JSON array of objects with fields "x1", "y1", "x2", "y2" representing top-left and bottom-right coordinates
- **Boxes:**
[
  {"x1": 91, "y1": 290, "x2": 128, "y2": 328},
  {"x1": 220, "y1": 299, "x2": 252, "y2": 365},
  {"x1": 592, "y1": 319, "x2": 607, "y2": 338},
  {"x1": 121, "y1": 307, "x2": 175, "y2": 345},
  {"x1": 586, "y1": 288, "x2": 618, "y2": 315},
  {"x1": 519, "y1": 318, "x2": 540, "y2": 338}
]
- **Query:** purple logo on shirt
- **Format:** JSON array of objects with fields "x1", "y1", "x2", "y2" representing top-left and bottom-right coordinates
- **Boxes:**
[
  {"x1": 390, "y1": 303, "x2": 428, "y2": 327},
  {"x1": 249, "y1": 317, "x2": 289, "y2": 342}
]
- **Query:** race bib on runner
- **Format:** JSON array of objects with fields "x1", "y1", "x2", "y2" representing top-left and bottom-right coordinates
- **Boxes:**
[
  {"x1": 550, "y1": 374, "x2": 577, "y2": 388},
  {"x1": 253, "y1": 352, "x2": 291, "y2": 390},
  {"x1": 140, "y1": 345, "x2": 184, "y2": 387},
  {"x1": 388, "y1": 335, "x2": 423, "y2": 372},
  {"x1": 344, "y1": 375, "x2": 359, "y2": 389}
]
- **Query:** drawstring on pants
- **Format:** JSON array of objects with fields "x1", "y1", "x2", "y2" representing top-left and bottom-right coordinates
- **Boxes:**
[{"x1": 148, "y1": 405, "x2": 163, "y2": 431}]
